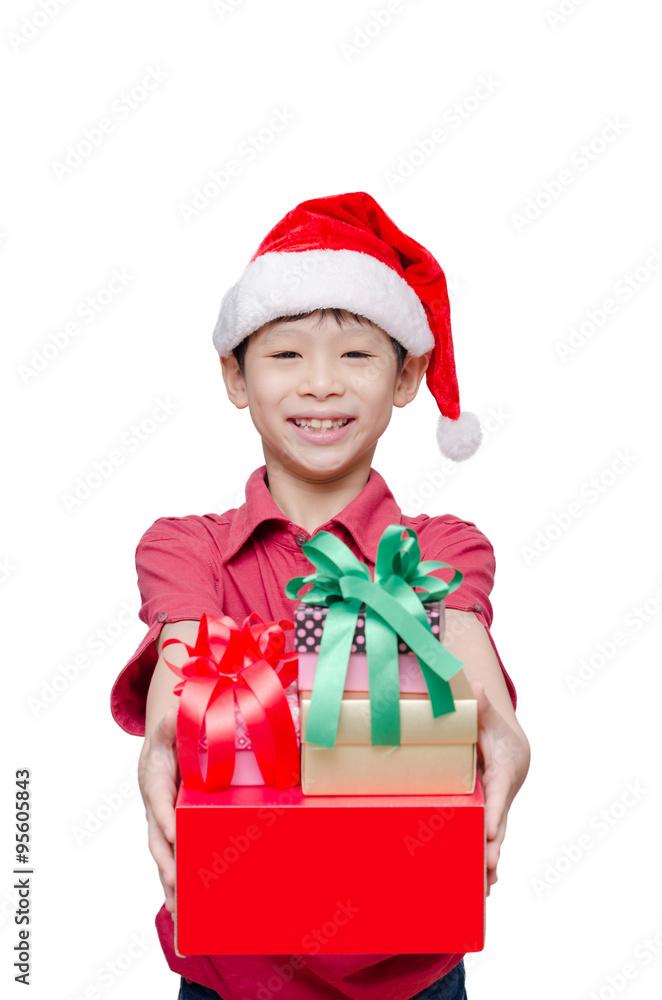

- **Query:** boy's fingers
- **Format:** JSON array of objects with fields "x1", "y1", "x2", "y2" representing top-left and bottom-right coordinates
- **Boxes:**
[
  {"x1": 139, "y1": 737, "x2": 179, "y2": 842},
  {"x1": 481, "y1": 759, "x2": 510, "y2": 835},
  {"x1": 147, "y1": 807, "x2": 175, "y2": 886},
  {"x1": 147, "y1": 781, "x2": 177, "y2": 843},
  {"x1": 485, "y1": 820, "x2": 506, "y2": 872},
  {"x1": 481, "y1": 735, "x2": 522, "y2": 839},
  {"x1": 485, "y1": 801, "x2": 510, "y2": 886},
  {"x1": 163, "y1": 882, "x2": 175, "y2": 914},
  {"x1": 160, "y1": 869, "x2": 175, "y2": 897},
  {"x1": 157, "y1": 857, "x2": 176, "y2": 912},
  {"x1": 484, "y1": 787, "x2": 508, "y2": 841}
]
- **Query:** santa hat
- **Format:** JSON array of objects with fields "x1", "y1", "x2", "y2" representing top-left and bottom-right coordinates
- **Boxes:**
[{"x1": 212, "y1": 191, "x2": 481, "y2": 461}]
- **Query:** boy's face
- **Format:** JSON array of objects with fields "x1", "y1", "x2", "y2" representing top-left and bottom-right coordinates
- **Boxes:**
[{"x1": 221, "y1": 313, "x2": 429, "y2": 483}]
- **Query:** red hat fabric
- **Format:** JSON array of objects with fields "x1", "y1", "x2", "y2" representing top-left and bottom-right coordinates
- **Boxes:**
[{"x1": 212, "y1": 191, "x2": 481, "y2": 460}]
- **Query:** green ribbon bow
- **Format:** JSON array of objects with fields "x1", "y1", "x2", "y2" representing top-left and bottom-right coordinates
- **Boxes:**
[{"x1": 285, "y1": 524, "x2": 464, "y2": 748}]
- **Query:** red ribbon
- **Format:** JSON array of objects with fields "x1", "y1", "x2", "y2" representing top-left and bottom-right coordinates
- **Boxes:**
[{"x1": 163, "y1": 613, "x2": 300, "y2": 791}]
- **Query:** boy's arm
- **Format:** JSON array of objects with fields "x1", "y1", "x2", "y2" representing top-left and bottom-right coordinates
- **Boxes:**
[
  {"x1": 443, "y1": 609, "x2": 531, "y2": 894},
  {"x1": 138, "y1": 620, "x2": 200, "y2": 914}
]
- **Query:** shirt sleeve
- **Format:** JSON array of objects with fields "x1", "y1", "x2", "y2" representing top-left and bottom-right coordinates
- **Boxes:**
[
  {"x1": 418, "y1": 516, "x2": 517, "y2": 710},
  {"x1": 110, "y1": 517, "x2": 225, "y2": 737}
]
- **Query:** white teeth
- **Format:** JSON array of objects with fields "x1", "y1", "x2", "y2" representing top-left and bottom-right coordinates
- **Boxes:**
[{"x1": 293, "y1": 417, "x2": 349, "y2": 431}]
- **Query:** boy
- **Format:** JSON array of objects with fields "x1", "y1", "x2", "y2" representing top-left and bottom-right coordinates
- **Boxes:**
[{"x1": 111, "y1": 191, "x2": 530, "y2": 1000}]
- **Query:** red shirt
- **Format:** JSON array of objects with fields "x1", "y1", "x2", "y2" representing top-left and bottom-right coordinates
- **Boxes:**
[{"x1": 111, "y1": 465, "x2": 516, "y2": 1000}]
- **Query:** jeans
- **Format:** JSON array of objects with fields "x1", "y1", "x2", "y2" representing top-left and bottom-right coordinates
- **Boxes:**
[{"x1": 177, "y1": 959, "x2": 467, "y2": 999}]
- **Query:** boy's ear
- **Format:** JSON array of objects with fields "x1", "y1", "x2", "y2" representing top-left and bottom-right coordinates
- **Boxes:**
[
  {"x1": 220, "y1": 354, "x2": 249, "y2": 409},
  {"x1": 393, "y1": 352, "x2": 430, "y2": 408}
]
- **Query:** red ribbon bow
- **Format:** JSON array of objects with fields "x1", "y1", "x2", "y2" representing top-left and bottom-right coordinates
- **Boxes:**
[{"x1": 163, "y1": 613, "x2": 300, "y2": 791}]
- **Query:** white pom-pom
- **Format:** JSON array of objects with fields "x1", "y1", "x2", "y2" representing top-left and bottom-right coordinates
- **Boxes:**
[{"x1": 436, "y1": 411, "x2": 482, "y2": 461}]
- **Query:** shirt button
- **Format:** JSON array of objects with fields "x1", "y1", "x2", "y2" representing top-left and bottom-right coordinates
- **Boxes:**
[
  {"x1": 295, "y1": 533, "x2": 308, "y2": 546},
  {"x1": 473, "y1": 603, "x2": 482, "y2": 614},
  {"x1": 157, "y1": 612, "x2": 167, "y2": 622}
]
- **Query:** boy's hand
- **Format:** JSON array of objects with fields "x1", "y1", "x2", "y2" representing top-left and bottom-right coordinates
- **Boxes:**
[
  {"x1": 469, "y1": 680, "x2": 530, "y2": 895},
  {"x1": 138, "y1": 706, "x2": 179, "y2": 913}
]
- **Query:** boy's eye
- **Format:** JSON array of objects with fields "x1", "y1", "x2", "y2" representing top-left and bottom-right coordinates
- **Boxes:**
[{"x1": 270, "y1": 351, "x2": 372, "y2": 359}]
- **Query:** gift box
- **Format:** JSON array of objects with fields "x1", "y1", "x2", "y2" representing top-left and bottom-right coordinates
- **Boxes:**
[
  {"x1": 175, "y1": 781, "x2": 485, "y2": 956},
  {"x1": 197, "y1": 687, "x2": 301, "y2": 786},
  {"x1": 164, "y1": 613, "x2": 301, "y2": 791},
  {"x1": 296, "y1": 601, "x2": 445, "y2": 694},
  {"x1": 299, "y1": 669, "x2": 477, "y2": 795},
  {"x1": 286, "y1": 525, "x2": 466, "y2": 749}
]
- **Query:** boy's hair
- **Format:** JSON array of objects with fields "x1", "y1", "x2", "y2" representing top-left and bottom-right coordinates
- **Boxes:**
[{"x1": 232, "y1": 308, "x2": 408, "y2": 377}]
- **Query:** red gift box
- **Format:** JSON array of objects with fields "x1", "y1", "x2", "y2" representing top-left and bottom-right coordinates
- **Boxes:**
[{"x1": 175, "y1": 782, "x2": 485, "y2": 956}]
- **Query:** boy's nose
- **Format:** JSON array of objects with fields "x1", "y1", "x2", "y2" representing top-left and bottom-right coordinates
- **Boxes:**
[{"x1": 297, "y1": 364, "x2": 345, "y2": 398}]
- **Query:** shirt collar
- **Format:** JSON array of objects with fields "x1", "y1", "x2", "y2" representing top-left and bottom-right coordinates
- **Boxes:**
[{"x1": 223, "y1": 464, "x2": 403, "y2": 564}]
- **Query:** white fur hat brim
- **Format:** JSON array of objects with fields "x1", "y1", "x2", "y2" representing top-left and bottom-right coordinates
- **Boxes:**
[{"x1": 212, "y1": 248, "x2": 435, "y2": 357}]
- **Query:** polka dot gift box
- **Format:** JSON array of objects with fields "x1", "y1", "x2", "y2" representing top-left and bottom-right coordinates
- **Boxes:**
[{"x1": 296, "y1": 603, "x2": 445, "y2": 694}]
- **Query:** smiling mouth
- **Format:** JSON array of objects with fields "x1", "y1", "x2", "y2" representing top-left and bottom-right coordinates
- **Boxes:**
[{"x1": 291, "y1": 417, "x2": 352, "y2": 431}]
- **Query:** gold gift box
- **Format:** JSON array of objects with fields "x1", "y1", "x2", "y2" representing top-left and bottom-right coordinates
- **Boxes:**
[{"x1": 299, "y1": 670, "x2": 477, "y2": 796}]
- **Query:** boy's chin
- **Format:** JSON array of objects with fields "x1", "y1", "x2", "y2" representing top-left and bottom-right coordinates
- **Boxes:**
[{"x1": 262, "y1": 444, "x2": 362, "y2": 479}]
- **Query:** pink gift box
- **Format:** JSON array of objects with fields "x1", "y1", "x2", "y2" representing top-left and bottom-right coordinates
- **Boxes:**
[
  {"x1": 295, "y1": 601, "x2": 445, "y2": 693},
  {"x1": 298, "y1": 651, "x2": 432, "y2": 693},
  {"x1": 196, "y1": 686, "x2": 301, "y2": 786}
]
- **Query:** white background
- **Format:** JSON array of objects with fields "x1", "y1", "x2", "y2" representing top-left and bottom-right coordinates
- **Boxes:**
[{"x1": 2, "y1": 1, "x2": 661, "y2": 998}]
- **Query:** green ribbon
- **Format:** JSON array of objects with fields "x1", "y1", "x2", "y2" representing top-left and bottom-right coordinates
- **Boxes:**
[{"x1": 285, "y1": 524, "x2": 464, "y2": 748}]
